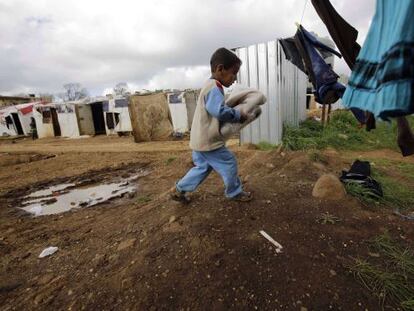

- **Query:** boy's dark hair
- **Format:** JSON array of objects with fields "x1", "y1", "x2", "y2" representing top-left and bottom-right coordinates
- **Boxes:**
[{"x1": 210, "y1": 48, "x2": 242, "y2": 72}]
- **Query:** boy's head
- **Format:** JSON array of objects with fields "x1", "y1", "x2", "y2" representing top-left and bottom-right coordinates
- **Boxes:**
[{"x1": 210, "y1": 47, "x2": 241, "y2": 87}]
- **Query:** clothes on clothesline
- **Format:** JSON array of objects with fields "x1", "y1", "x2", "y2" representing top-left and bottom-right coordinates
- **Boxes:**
[
  {"x1": 342, "y1": 0, "x2": 414, "y2": 121},
  {"x1": 307, "y1": 0, "x2": 377, "y2": 131},
  {"x1": 280, "y1": 25, "x2": 344, "y2": 106}
]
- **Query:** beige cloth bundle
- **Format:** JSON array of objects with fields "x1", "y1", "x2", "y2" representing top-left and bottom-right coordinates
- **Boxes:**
[{"x1": 220, "y1": 87, "x2": 267, "y2": 140}]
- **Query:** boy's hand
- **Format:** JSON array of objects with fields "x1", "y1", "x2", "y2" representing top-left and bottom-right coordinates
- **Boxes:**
[{"x1": 239, "y1": 111, "x2": 249, "y2": 123}]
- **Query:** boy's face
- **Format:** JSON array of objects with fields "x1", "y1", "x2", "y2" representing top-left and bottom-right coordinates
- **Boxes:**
[{"x1": 213, "y1": 63, "x2": 240, "y2": 87}]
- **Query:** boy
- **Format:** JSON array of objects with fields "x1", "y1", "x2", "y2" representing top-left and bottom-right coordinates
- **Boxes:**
[{"x1": 170, "y1": 47, "x2": 252, "y2": 203}]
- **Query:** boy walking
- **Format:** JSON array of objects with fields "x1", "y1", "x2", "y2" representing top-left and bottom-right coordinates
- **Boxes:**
[{"x1": 171, "y1": 48, "x2": 252, "y2": 203}]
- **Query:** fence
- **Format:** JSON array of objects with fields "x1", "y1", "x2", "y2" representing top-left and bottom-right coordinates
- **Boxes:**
[{"x1": 234, "y1": 41, "x2": 307, "y2": 145}]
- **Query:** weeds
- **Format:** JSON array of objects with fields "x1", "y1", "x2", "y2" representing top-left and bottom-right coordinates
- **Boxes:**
[
  {"x1": 315, "y1": 212, "x2": 341, "y2": 224},
  {"x1": 165, "y1": 157, "x2": 177, "y2": 165},
  {"x1": 137, "y1": 196, "x2": 152, "y2": 204},
  {"x1": 309, "y1": 151, "x2": 328, "y2": 163},
  {"x1": 349, "y1": 232, "x2": 414, "y2": 310},
  {"x1": 256, "y1": 141, "x2": 278, "y2": 151},
  {"x1": 283, "y1": 111, "x2": 414, "y2": 152}
]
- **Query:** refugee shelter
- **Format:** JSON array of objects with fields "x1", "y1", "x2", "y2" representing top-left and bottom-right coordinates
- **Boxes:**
[
  {"x1": 233, "y1": 40, "x2": 307, "y2": 144},
  {"x1": 183, "y1": 90, "x2": 198, "y2": 130},
  {"x1": 55, "y1": 102, "x2": 81, "y2": 138},
  {"x1": 73, "y1": 98, "x2": 106, "y2": 136},
  {"x1": 103, "y1": 97, "x2": 132, "y2": 135},
  {"x1": 0, "y1": 102, "x2": 43, "y2": 137},
  {"x1": 128, "y1": 92, "x2": 173, "y2": 142},
  {"x1": 32, "y1": 103, "x2": 62, "y2": 138},
  {"x1": 167, "y1": 92, "x2": 189, "y2": 133}
]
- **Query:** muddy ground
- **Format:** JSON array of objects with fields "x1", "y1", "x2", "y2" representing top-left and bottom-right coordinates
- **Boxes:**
[{"x1": 0, "y1": 136, "x2": 413, "y2": 310}]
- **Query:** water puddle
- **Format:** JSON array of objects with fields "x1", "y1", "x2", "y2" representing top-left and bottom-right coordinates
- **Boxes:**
[{"x1": 20, "y1": 174, "x2": 144, "y2": 217}]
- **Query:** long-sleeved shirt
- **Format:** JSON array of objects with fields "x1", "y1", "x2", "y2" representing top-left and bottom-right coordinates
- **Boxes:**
[{"x1": 205, "y1": 81, "x2": 241, "y2": 123}]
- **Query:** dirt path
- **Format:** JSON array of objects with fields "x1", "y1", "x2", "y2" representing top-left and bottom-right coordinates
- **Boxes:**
[{"x1": 0, "y1": 137, "x2": 413, "y2": 310}]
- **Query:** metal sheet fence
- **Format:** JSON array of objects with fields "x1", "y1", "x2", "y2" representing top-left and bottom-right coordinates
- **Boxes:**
[{"x1": 234, "y1": 41, "x2": 307, "y2": 145}]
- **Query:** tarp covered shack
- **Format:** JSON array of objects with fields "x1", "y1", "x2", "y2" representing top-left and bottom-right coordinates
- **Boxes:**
[{"x1": 128, "y1": 92, "x2": 173, "y2": 142}]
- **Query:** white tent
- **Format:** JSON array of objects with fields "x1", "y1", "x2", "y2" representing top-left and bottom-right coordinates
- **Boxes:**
[
  {"x1": 55, "y1": 102, "x2": 80, "y2": 138},
  {"x1": 102, "y1": 97, "x2": 132, "y2": 135},
  {"x1": 0, "y1": 103, "x2": 36, "y2": 137},
  {"x1": 32, "y1": 103, "x2": 61, "y2": 138},
  {"x1": 167, "y1": 92, "x2": 188, "y2": 133}
]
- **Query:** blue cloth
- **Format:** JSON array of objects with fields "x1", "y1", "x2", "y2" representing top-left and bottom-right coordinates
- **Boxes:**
[
  {"x1": 176, "y1": 146, "x2": 242, "y2": 198},
  {"x1": 297, "y1": 25, "x2": 345, "y2": 103},
  {"x1": 342, "y1": 0, "x2": 414, "y2": 120},
  {"x1": 205, "y1": 85, "x2": 241, "y2": 123}
]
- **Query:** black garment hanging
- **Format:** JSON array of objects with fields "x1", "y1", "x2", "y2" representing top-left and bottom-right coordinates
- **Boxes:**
[{"x1": 310, "y1": 0, "x2": 376, "y2": 131}]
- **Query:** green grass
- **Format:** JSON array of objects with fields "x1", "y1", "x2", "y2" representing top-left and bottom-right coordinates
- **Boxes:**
[
  {"x1": 283, "y1": 111, "x2": 414, "y2": 152},
  {"x1": 350, "y1": 232, "x2": 414, "y2": 310},
  {"x1": 165, "y1": 157, "x2": 177, "y2": 165},
  {"x1": 136, "y1": 196, "x2": 152, "y2": 204},
  {"x1": 344, "y1": 166, "x2": 414, "y2": 211},
  {"x1": 256, "y1": 141, "x2": 278, "y2": 151}
]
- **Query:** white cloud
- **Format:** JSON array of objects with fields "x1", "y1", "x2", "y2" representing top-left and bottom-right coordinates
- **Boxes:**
[{"x1": 0, "y1": 0, "x2": 375, "y2": 96}]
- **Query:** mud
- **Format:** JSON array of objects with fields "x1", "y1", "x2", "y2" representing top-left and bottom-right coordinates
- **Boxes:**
[{"x1": 0, "y1": 136, "x2": 413, "y2": 310}]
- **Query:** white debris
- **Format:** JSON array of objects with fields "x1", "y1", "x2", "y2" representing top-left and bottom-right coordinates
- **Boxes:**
[
  {"x1": 39, "y1": 246, "x2": 58, "y2": 258},
  {"x1": 260, "y1": 230, "x2": 283, "y2": 253},
  {"x1": 29, "y1": 204, "x2": 43, "y2": 216}
]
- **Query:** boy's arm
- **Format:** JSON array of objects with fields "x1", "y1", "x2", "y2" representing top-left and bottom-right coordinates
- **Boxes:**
[{"x1": 205, "y1": 87, "x2": 241, "y2": 123}]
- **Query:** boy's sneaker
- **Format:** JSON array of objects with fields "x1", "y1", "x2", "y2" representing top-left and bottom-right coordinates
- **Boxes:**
[
  {"x1": 169, "y1": 187, "x2": 191, "y2": 204},
  {"x1": 230, "y1": 191, "x2": 253, "y2": 202}
]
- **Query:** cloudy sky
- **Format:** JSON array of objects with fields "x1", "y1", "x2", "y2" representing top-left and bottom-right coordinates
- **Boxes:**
[{"x1": 0, "y1": 0, "x2": 375, "y2": 96}]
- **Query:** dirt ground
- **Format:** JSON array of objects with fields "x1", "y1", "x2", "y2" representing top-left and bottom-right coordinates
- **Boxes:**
[{"x1": 0, "y1": 136, "x2": 413, "y2": 310}]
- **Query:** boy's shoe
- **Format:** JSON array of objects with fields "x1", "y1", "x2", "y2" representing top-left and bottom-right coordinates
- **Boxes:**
[
  {"x1": 230, "y1": 191, "x2": 253, "y2": 202},
  {"x1": 169, "y1": 187, "x2": 191, "y2": 204}
]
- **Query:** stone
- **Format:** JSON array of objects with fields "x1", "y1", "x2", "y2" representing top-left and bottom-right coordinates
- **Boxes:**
[
  {"x1": 312, "y1": 174, "x2": 346, "y2": 200},
  {"x1": 329, "y1": 269, "x2": 337, "y2": 276},
  {"x1": 169, "y1": 216, "x2": 176, "y2": 223},
  {"x1": 117, "y1": 238, "x2": 136, "y2": 251}
]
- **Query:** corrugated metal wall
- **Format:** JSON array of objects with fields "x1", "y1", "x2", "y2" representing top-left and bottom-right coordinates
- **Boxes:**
[{"x1": 234, "y1": 41, "x2": 307, "y2": 145}]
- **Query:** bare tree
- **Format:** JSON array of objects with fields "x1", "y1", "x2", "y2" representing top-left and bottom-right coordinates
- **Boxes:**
[
  {"x1": 113, "y1": 82, "x2": 130, "y2": 96},
  {"x1": 59, "y1": 83, "x2": 89, "y2": 101}
]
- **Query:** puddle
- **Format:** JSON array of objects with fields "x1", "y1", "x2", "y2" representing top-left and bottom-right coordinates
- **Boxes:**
[
  {"x1": 26, "y1": 183, "x2": 76, "y2": 198},
  {"x1": 20, "y1": 174, "x2": 144, "y2": 217}
]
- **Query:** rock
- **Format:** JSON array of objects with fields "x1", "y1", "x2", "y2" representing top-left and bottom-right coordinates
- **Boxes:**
[
  {"x1": 276, "y1": 145, "x2": 284, "y2": 153},
  {"x1": 300, "y1": 307, "x2": 309, "y2": 311},
  {"x1": 329, "y1": 269, "x2": 337, "y2": 276},
  {"x1": 266, "y1": 163, "x2": 275, "y2": 169},
  {"x1": 312, "y1": 174, "x2": 345, "y2": 200},
  {"x1": 117, "y1": 238, "x2": 136, "y2": 251},
  {"x1": 169, "y1": 216, "x2": 176, "y2": 223}
]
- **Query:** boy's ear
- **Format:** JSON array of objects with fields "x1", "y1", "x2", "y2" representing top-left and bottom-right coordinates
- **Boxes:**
[{"x1": 216, "y1": 64, "x2": 224, "y2": 72}]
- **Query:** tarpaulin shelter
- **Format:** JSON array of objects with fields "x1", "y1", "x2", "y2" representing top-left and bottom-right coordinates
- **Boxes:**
[{"x1": 128, "y1": 92, "x2": 173, "y2": 142}]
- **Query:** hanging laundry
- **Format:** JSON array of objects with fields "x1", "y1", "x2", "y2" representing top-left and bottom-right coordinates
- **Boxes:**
[
  {"x1": 310, "y1": 0, "x2": 376, "y2": 131},
  {"x1": 280, "y1": 25, "x2": 345, "y2": 107},
  {"x1": 342, "y1": 0, "x2": 414, "y2": 121}
]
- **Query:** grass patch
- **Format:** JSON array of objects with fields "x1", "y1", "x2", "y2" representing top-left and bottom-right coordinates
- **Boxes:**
[
  {"x1": 136, "y1": 196, "x2": 152, "y2": 204},
  {"x1": 283, "y1": 111, "x2": 414, "y2": 152},
  {"x1": 349, "y1": 232, "x2": 414, "y2": 309},
  {"x1": 165, "y1": 157, "x2": 177, "y2": 165},
  {"x1": 256, "y1": 141, "x2": 278, "y2": 151},
  {"x1": 344, "y1": 166, "x2": 414, "y2": 211},
  {"x1": 308, "y1": 151, "x2": 328, "y2": 163}
]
